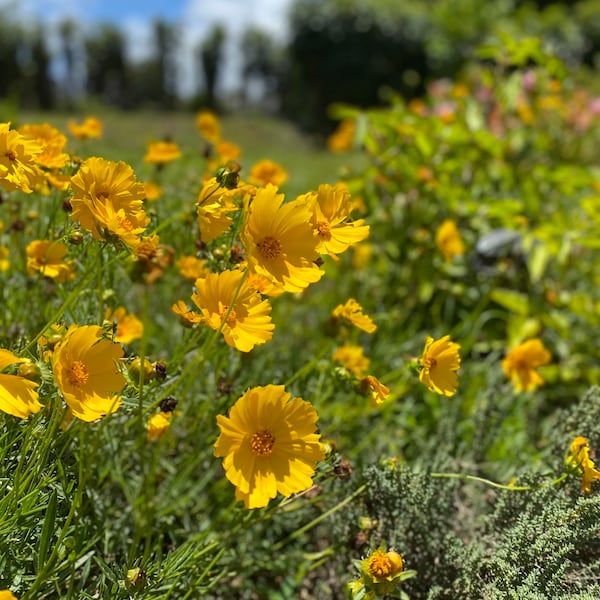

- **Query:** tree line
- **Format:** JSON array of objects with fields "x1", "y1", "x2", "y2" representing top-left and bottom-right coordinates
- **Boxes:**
[{"x1": 1, "y1": 0, "x2": 598, "y2": 133}]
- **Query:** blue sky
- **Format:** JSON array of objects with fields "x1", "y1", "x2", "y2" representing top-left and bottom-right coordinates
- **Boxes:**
[{"x1": 1, "y1": 0, "x2": 294, "y2": 95}]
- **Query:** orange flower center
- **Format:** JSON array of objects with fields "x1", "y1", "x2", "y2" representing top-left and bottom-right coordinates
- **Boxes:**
[
  {"x1": 116, "y1": 215, "x2": 134, "y2": 233},
  {"x1": 250, "y1": 429, "x2": 275, "y2": 455},
  {"x1": 423, "y1": 356, "x2": 437, "y2": 370},
  {"x1": 368, "y1": 553, "x2": 393, "y2": 578},
  {"x1": 5, "y1": 150, "x2": 16, "y2": 162},
  {"x1": 257, "y1": 236, "x2": 282, "y2": 260},
  {"x1": 219, "y1": 305, "x2": 237, "y2": 326},
  {"x1": 68, "y1": 360, "x2": 89, "y2": 387},
  {"x1": 316, "y1": 221, "x2": 332, "y2": 241}
]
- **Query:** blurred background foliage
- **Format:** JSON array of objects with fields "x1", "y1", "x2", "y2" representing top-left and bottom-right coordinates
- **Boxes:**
[{"x1": 1, "y1": 0, "x2": 600, "y2": 133}]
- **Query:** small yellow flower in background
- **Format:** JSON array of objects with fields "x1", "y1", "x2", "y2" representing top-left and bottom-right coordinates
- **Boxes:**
[
  {"x1": 214, "y1": 384, "x2": 325, "y2": 509},
  {"x1": 147, "y1": 411, "x2": 172, "y2": 441},
  {"x1": 502, "y1": 338, "x2": 551, "y2": 392},
  {"x1": 0, "y1": 122, "x2": 45, "y2": 193},
  {"x1": 0, "y1": 590, "x2": 18, "y2": 599},
  {"x1": 0, "y1": 349, "x2": 42, "y2": 419},
  {"x1": 143, "y1": 141, "x2": 182, "y2": 165},
  {"x1": 332, "y1": 343, "x2": 370, "y2": 378},
  {"x1": 215, "y1": 140, "x2": 241, "y2": 163},
  {"x1": 419, "y1": 335, "x2": 461, "y2": 396},
  {"x1": 19, "y1": 123, "x2": 70, "y2": 170},
  {"x1": 191, "y1": 270, "x2": 274, "y2": 352},
  {"x1": 332, "y1": 298, "x2": 377, "y2": 334},
  {"x1": 143, "y1": 181, "x2": 162, "y2": 200},
  {"x1": 351, "y1": 242, "x2": 372, "y2": 270},
  {"x1": 176, "y1": 255, "x2": 209, "y2": 280},
  {"x1": 26, "y1": 240, "x2": 75, "y2": 283},
  {"x1": 52, "y1": 325, "x2": 126, "y2": 422},
  {"x1": 241, "y1": 184, "x2": 323, "y2": 293},
  {"x1": 566, "y1": 436, "x2": 600, "y2": 494},
  {"x1": 196, "y1": 110, "x2": 221, "y2": 143},
  {"x1": 305, "y1": 183, "x2": 370, "y2": 261},
  {"x1": 435, "y1": 219, "x2": 465, "y2": 262},
  {"x1": 0, "y1": 246, "x2": 10, "y2": 272},
  {"x1": 363, "y1": 548, "x2": 404, "y2": 584},
  {"x1": 360, "y1": 375, "x2": 391, "y2": 407},
  {"x1": 171, "y1": 300, "x2": 203, "y2": 326},
  {"x1": 68, "y1": 116, "x2": 103, "y2": 140},
  {"x1": 249, "y1": 159, "x2": 288, "y2": 188},
  {"x1": 326, "y1": 119, "x2": 356, "y2": 153},
  {"x1": 70, "y1": 157, "x2": 149, "y2": 248},
  {"x1": 104, "y1": 306, "x2": 144, "y2": 344}
]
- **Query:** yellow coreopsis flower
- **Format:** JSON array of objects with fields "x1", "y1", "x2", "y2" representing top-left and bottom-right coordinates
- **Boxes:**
[
  {"x1": 360, "y1": 375, "x2": 391, "y2": 407},
  {"x1": 0, "y1": 246, "x2": 10, "y2": 272},
  {"x1": 361, "y1": 548, "x2": 404, "y2": 590},
  {"x1": 0, "y1": 349, "x2": 42, "y2": 419},
  {"x1": 26, "y1": 240, "x2": 75, "y2": 283},
  {"x1": 176, "y1": 255, "x2": 209, "y2": 280},
  {"x1": 502, "y1": 338, "x2": 551, "y2": 392},
  {"x1": 19, "y1": 123, "x2": 70, "y2": 170},
  {"x1": 215, "y1": 140, "x2": 241, "y2": 163},
  {"x1": 566, "y1": 436, "x2": 600, "y2": 494},
  {"x1": 143, "y1": 141, "x2": 182, "y2": 165},
  {"x1": 143, "y1": 181, "x2": 162, "y2": 200},
  {"x1": 171, "y1": 300, "x2": 203, "y2": 326},
  {"x1": 147, "y1": 411, "x2": 172, "y2": 441},
  {"x1": 435, "y1": 219, "x2": 465, "y2": 262},
  {"x1": 326, "y1": 119, "x2": 356, "y2": 153},
  {"x1": 241, "y1": 184, "x2": 323, "y2": 293},
  {"x1": 52, "y1": 325, "x2": 126, "y2": 422},
  {"x1": 191, "y1": 270, "x2": 274, "y2": 352},
  {"x1": 419, "y1": 335, "x2": 461, "y2": 396},
  {"x1": 305, "y1": 183, "x2": 369, "y2": 260},
  {"x1": 0, "y1": 122, "x2": 45, "y2": 193},
  {"x1": 196, "y1": 110, "x2": 221, "y2": 143},
  {"x1": 104, "y1": 306, "x2": 144, "y2": 344},
  {"x1": 332, "y1": 343, "x2": 370, "y2": 377},
  {"x1": 196, "y1": 177, "x2": 238, "y2": 243},
  {"x1": 0, "y1": 590, "x2": 18, "y2": 599},
  {"x1": 68, "y1": 116, "x2": 103, "y2": 140},
  {"x1": 249, "y1": 159, "x2": 288, "y2": 188},
  {"x1": 70, "y1": 157, "x2": 149, "y2": 248},
  {"x1": 214, "y1": 384, "x2": 325, "y2": 509},
  {"x1": 332, "y1": 298, "x2": 377, "y2": 333}
]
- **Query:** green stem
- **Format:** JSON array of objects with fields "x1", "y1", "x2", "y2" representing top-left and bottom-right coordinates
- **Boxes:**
[{"x1": 430, "y1": 471, "x2": 568, "y2": 491}]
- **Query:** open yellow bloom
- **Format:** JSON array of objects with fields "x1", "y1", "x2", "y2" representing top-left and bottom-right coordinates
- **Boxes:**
[
  {"x1": 419, "y1": 335, "x2": 461, "y2": 396},
  {"x1": 68, "y1": 116, "x2": 103, "y2": 140},
  {"x1": 196, "y1": 177, "x2": 245, "y2": 243},
  {"x1": 502, "y1": 338, "x2": 551, "y2": 392},
  {"x1": 26, "y1": 240, "x2": 75, "y2": 283},
  {"x1": 143, "y1": 141, "x2": 182, "y2": 165},
  {"x1": 306, "y1": 183, "x2": 369, "y2": 260},
  {"x1": 0, "y1": 122, "x2": 45, "y2": 193},
  {"x1": 171, "y1": 300, "x2": 203, "y2": 326},
  {"x1": 241, "y1": 185, "x2": 323, "y2": 293},
  {"x1": 52, "y1": 325, "x2": 126, "y2": 422},
  {"x1": 104, "y1": 306, "x2": 144, "y2": 344},
  {"x1": 435, "y1": 219, "x2": 465, "y2": 262},
  {"x1": 215, "y1": 140, "x2": 241, "y2": 163},
  {"x1": 143, "y1": 181, "x2": 162, "y2": 200},
  {"x1": 214, "y1": 384, "x2": 325, "y2": 508},
  {"x1": 191, "y1": 270, "x2": 274, "y2": 352},
  {"x1": 19, "y1": 123, "x2": 70, "y2": 170},
  {"x1": 249, "y1": 159, "x2": 288, "y2": 188},
  {"x1": 196, "y1": 110, "x2": 221, "y2": 143},
  {"x1": 332, "y1": 298, "x2": 376, "y2": 333},
  {"x1": 332, "y1": 343, "x2": 370, "y2": 377},
  {"x1": 566, "y1": 436, "x2": 600, "y2": 494},
  {"x1": 70, "y1": 157, "x2": 148, "y2": 247},
  {"x1": 176, "y1": 255, "x2": 209, "y2": 280},
  {"x1": 0, "y1": 350, "x2": 41, "y2": 419}
]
